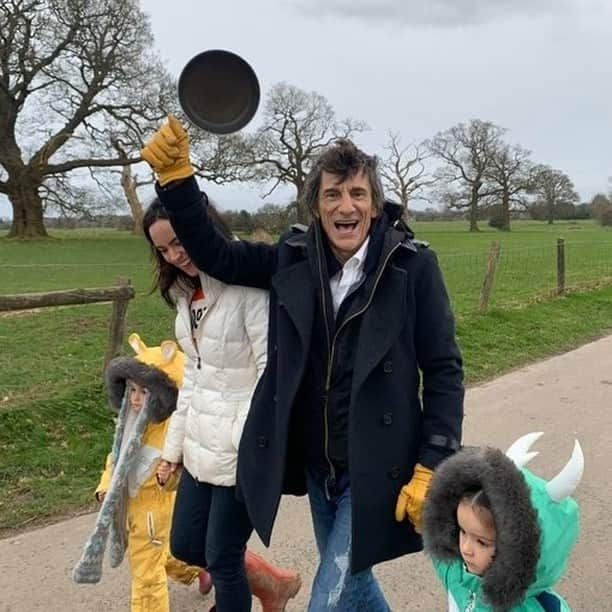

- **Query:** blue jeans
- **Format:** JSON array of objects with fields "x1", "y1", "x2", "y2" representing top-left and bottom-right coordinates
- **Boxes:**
[
  {"x1": 306, "y1": 468, "x2": 391, "y2": 612},
  {"x1": 170, "y1": 469, "x2": 253, "y2": 612}
]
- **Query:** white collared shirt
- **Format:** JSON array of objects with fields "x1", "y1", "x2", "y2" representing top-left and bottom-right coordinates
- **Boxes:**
[{"x1": 329, "y1": 237, "x2": 370, "y2": 316}]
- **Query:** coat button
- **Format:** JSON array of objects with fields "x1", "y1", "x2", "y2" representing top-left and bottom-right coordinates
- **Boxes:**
[
  {"x1": 273, "y1": 344, "x2": 278, "y2": 352},
  {"x1": 273, "y1": 395, "x2": 278, "y2": 403},
  {"x1": 388, "y1": 465, "x2": 400, "y2": 479},
  {"x1": 383, "y1": 361, "x2": 393, "y2": 373},
  {"x1": 382, "y1": 412, "x2": 393, "y2": 425},
  {"x1": 257, "y1": 436, "x2": 269, "y2": 449}
]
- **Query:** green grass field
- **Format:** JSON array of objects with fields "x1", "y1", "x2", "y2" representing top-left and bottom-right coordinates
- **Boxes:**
[{"x1": 1, "y1": 219, "x2": 611, "y2": 534}]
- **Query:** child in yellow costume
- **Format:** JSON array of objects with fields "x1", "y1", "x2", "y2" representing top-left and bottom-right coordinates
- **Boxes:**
[{"x1": 73, "y1": 333, "x2": 211, "y2": 611}]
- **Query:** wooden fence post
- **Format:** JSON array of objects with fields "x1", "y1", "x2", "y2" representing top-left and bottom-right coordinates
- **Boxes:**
[
  {"x1": 479, "y1": 241, "x2": 501, "y2": 313},
  {"x1": 104, "y1": 277, "x2": 132, "y2": 368},
  {"x1": 557, "y1": 238, "x2": 566, "y2": 295}
]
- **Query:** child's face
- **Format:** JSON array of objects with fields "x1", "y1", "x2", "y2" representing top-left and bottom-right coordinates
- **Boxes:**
[
  {"x1": 457, "y1": 499, "x2": 496, "y2": 576},
  {"x1": 129, "y1": 381, "x2": 147, "y2": 412}
]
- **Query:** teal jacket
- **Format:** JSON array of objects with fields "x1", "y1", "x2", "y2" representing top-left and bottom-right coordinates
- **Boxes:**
[{"x1": 424, "y1": 447, "x2": 580, "y2": 611}]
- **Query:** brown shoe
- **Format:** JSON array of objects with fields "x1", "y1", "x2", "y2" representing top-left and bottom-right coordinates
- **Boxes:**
[{"x1": 245, "y1": 550, "x2": 302, "y2": 612}]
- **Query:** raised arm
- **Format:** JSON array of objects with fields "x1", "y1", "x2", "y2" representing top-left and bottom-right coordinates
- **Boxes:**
[
  {"x1": 142, "y1": 115, "x2": 278, "y2": 289},
  {"x1": 158, "y1": 178, "x2": 277, "y2": 289}
]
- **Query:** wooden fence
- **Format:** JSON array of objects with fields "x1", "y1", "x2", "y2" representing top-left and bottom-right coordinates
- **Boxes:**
[{"x1": 0, "y1": 278, "x2": 135, "y2": 367}]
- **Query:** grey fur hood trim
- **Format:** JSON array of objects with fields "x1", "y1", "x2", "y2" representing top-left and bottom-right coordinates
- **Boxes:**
[
  {"x1": 105, "y1": 357, "x2": 178, "y2": 423},
  {"x1": 423, "y1": 446, "x2": 540, "y2": 611}
]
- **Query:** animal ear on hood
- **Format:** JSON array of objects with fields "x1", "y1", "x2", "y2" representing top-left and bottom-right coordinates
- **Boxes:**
[
  {"x1": 128, "y1": 333, "x2": 147, "y2": 355},
  {"x1": 160, "y1": 340, "x2": 179, "y2": 364}
]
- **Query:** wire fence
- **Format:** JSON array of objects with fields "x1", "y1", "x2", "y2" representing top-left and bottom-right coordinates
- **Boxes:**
[
  {"x1": 439, "y1": 239, "x2": 612, "y2": 315},
  {"x1": 2, "y1": 239, "x2": 611, "y2": 318},
  {"x1": 1, "y1": 236, "x2": 611, "y2": 410}
]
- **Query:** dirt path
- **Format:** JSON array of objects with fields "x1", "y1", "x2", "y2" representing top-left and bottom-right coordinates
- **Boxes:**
[{"x1": 2, "y1": 335, "x2": 611, "y2": 611}]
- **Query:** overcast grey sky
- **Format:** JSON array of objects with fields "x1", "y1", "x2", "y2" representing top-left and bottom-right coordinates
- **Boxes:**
[{"x1": 2, "y1": 0, "x2": 611, "y2": 218}]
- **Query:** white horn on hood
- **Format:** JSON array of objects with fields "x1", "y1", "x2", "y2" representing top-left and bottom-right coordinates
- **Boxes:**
[
  {"x1": 505, "y1": 431, "x2": 543, "y2": 468},
  {"x1": 546, "y1": 440, "x2": 584, "y2": 502}
]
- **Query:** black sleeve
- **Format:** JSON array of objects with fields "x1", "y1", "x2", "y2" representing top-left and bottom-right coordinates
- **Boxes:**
[
  {"x1": 414, "y1": 247, "x2": 464, "y2": 468},
  {"x1": 156, "y1": 177, "x2": 278, "y2": 290}
]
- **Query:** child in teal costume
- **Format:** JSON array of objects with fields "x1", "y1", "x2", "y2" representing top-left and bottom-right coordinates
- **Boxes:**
[{"x1": 423, "y1": 432, "x2": 584, "y2": 611}]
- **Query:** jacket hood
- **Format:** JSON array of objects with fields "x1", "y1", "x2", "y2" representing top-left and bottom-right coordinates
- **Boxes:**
[
  {"x1": 105, "y1": 357, "x2": 178, "y2": 423},
  {"x1": 424, "y1": 446, "x2": 540, "y2": 610},
  {"x1": 383, "y1": 198, "x2": 414, "y2": 237},
  {"x1": 424, "y1": 445, "x2": 580, "y2": 609},
  {"x1": 105, "y1": 333, "x2": 185, "y2": 423}
]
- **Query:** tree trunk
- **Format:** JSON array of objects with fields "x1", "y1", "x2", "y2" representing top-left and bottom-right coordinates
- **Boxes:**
[
  {"x1": 120, "y1": 165, "x2": 144, "y2": 235},
  {"x1": 296, "y1": 199, "x2": 311, "y2": 225},
  {"x1": 468, "y1": 183, "x2": 480, "y2": 232},
  {"x1": 500, "y1": 191, "x2": 511, "y2": 231},
  {"x1": 469, "y1": 199, "x2": 480, "y2": 232},
  {"x1": 7, "y1": 184, "x2": 47, "y2": 238},
  {"x1": 547, "y1": 199, "x2": 555, "y2": 224}
]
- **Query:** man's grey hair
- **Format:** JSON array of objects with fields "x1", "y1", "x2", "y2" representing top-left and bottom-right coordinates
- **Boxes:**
[{"x1": 301, "y1": 139, "x2": 385, "y2": 216}]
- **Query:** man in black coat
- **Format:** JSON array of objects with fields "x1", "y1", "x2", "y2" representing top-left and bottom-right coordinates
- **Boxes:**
[{"x1": 142, "y1": 116, "x2": 464, "y2": 611}]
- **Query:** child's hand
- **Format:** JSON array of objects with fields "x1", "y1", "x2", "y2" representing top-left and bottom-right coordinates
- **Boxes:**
[
  {"x1": 96, "y1": 491, "x2": 106, "y2": 503},
  {"x1": 156, "y1": 460, "x2": 176, "y2": 486}
]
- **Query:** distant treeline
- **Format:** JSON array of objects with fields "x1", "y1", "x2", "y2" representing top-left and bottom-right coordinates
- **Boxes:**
[{"x1": 0, "y1": 199, "x2": 601, "y2": 233}]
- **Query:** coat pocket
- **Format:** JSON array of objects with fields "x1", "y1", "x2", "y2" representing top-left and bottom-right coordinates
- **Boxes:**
[{"x1": 146, "y1": 511, "x2": 163, "y2": 546}]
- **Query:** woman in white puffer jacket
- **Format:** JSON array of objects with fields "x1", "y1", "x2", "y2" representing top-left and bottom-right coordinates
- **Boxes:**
[
  {"x1": 166, "y1": 248, "x2": 267, "y2": 489},
  {"x1": 143, "y1": 198, "x2": 301, "y2": 612}
]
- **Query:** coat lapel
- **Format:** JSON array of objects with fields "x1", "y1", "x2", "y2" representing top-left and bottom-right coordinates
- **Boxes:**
[
  {"x1": 271, "y1": 261, "x2": 316, "y2": 429},
  {"x1": 271, "y1": 260, "x2": 315, "y2": 353},
  {"x1": 352, "y1": 262, "x2": 408, "y2": 393}
]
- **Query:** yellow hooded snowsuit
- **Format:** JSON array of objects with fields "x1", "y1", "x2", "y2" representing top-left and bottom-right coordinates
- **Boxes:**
[{"x1": 93, "y1": 333, "x2": 200, "y2": 611}]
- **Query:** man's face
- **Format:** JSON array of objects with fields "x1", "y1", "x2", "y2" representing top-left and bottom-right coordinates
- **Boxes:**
[{"x1": 316, "y1": 170, "x2": 378, "y2": 264}]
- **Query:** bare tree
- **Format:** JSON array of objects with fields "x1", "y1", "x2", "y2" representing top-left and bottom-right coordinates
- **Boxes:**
[
  {"x1": 38, "y1": 172, "x2": 118, "y2": 218},
  {"x1": 246, "y1": 82, "x2": 368, "y2": 223},
  {"x1": 426, "y1": 119, "x2": 505, "y2": 232},
  {"x1": 107, "y1": 138, "x2": 153, "y2": 234},
  {"x1": 0, "y1": 0, "x2": 171, "y2": 238},
  {"x1": 590, "y1": 193, "x2": 610, "y2": 217},
  {"x1": 483, "y1": 144, "x2": 532, "y2": 231},
  {"x1": 380, "y1": 133, "x2": 435, "y2": 217},
  {"x1": 527, "y1": 165, "x2": 579, "y2": 224},
  {"x1": 191, "y1": 131, "x2": 257, "y2": 185}
]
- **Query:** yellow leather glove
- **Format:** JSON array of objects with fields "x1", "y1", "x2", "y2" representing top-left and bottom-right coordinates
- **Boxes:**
[
  {"x1": 394, "y1": 462, "x2": 434, "y2": 533},
  {"x1": 140, "y1": 115, "x2": 194, "y2": 186}
]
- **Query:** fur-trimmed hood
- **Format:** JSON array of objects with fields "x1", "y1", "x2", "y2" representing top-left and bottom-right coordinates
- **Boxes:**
[
  {"x1": 105, "y1": 332, "x2": 185, "y2": 424},
  {"x1": 105, "y1": 357, "x2": 178, "y2": 424},
  {"x1": 423, "y1": 445, "x2": 579, "y2": 610}
]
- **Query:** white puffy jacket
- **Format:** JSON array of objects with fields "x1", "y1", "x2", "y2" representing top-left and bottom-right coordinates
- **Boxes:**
[{"x1": 162, "y1": 272, "x2": 268, "y2": 486}]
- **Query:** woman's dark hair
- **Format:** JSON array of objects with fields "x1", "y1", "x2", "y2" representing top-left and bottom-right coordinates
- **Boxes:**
[{"x1": 142, "y1": 196, "x2": 233, "y2": 308}]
